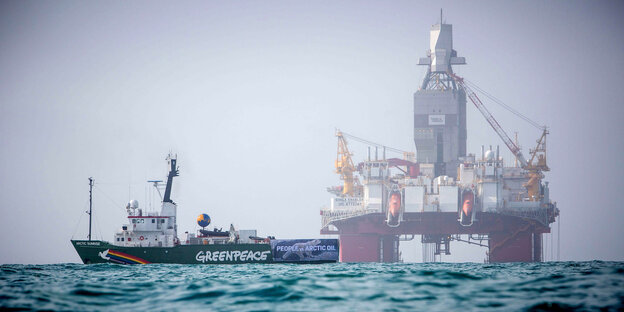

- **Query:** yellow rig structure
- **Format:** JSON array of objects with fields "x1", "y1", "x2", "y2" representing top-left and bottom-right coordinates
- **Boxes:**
[{"x1": 334, "y1": 130, "x2": 361, "y2": 197}]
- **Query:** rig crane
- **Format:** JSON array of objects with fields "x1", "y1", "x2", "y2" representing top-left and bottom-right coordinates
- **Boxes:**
[
  {"x1": 449, "y1": 73, "x2": 549, "y2": 201},
  {"x1": 334, "y1": 130, "x2": 361, "y2": 196}
]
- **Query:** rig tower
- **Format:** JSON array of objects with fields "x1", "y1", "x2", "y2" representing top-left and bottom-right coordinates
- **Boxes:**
[{"x1": 414, "y1": 15, "x2": 466, "y2": 178}]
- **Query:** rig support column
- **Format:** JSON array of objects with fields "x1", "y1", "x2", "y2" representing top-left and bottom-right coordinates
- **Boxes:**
[
  {"x1": 339, "y1": 234, "x2": 381, "y2": 262},
  {"x1": 339, "y1": 234, "x2": 400, "y2": 263},
  {"x1": 533, "y1": 233, "x2": 543, "y2": 262},
  {"x1": 380, "y1": 235, "x2": 399, "y2": 263},
  {"x1": 489, "y1": 230, "x2": 543, "y2": 262}
]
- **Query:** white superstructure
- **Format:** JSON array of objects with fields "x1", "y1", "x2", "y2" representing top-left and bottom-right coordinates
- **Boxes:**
[
  {"x1": 113, "y1": 155, "x2": 179, "y2": 247},
  {"x1": 322, "y1": 149, "x2": 555, "y2": 229}
]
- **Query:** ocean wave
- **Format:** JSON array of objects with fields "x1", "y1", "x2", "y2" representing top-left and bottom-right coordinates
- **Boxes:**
[{"x1": 0, "y1": 262, "x2": 622, "y2": 311}]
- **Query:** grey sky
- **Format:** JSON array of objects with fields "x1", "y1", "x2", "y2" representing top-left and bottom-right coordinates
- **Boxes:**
[{"x1": 1, "y1": 1, "x2": 622, "y2": 264}]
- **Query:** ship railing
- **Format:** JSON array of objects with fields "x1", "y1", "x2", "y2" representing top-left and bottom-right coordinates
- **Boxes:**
[
  {"x1": 495, "y1": 203, "x2": 556, "y2": 226},
  {"x1": 321, "y1": 207, "x2": 378, "y2": 229}
]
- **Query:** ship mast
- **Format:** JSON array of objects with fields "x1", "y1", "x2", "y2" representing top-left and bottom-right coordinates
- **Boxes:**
[
  {"x1": 88, "y1": 177, "x2": 93, "y2": 241},
  {"x1": 163, "y1": 155, "x2": 179, "y2": 203}
]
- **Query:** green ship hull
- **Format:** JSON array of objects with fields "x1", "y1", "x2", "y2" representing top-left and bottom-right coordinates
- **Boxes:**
[{"x1": 71, "y1": 240, "x2": 273, "y2": 264}]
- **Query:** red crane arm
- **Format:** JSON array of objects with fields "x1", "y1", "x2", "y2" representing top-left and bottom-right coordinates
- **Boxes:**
[{"x1": 449, "y1": 73, "x2": 528, "y2": 168}]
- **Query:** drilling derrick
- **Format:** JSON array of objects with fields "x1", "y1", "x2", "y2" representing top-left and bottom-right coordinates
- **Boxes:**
[
  {"x1": 414, "y1": 15, "x2": 466, "y2": 178},
  {"x1": 320, "y1": 14, "x2": 559, "y2": 263}
]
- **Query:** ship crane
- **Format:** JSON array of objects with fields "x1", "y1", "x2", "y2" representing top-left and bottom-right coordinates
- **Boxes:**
[{"x1": 448, "y1": 72, "x2": 549, "y2": 201}]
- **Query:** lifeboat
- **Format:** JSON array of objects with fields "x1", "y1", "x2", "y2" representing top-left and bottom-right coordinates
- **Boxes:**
[
  {"x1": 460, "y1": 189, "x2": 474, "y2": 226},
  {"x1": 199, "y1": 228, "x2": 230, "y2": 237},
  {"x1": 387, "y1": 191, "x2": 402, "y2": 226}
]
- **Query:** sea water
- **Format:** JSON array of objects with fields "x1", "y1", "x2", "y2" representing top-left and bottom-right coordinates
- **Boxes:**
[{"x1": 1, "y1": 261, "x2": 623, "y2": 311}]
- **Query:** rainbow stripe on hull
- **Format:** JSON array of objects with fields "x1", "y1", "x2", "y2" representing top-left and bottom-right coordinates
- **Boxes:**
[{"x1": 101, "y1": 249, "x2": 150, "y2": 264}]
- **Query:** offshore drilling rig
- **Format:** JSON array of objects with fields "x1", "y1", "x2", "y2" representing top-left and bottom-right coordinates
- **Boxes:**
[{"x1": 320, "y1": 16, "x2": 559, "y2": 263}]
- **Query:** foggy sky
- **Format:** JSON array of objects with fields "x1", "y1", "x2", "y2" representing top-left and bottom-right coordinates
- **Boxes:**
[{"x1": 1, "y1": 0, "x2": 623, "y2": 264}]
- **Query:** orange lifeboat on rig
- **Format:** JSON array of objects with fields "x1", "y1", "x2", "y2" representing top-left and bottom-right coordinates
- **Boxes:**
[
  {"x1": 386, "y1": 191, "x2": 402, "y2": 227},
  {"x1": 460, "y1": 189, "x2": 474, "y2": 226}
]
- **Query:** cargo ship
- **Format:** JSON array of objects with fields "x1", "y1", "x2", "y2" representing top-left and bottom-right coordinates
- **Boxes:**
[{"x1": 71, "y1": 154, "x2": 338, "y2": 264}]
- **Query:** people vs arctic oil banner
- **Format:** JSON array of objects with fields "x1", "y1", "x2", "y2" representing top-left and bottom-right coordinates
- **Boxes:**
[{"x1": 270, "y1": 239, "x2": 339, "y2": 262}]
